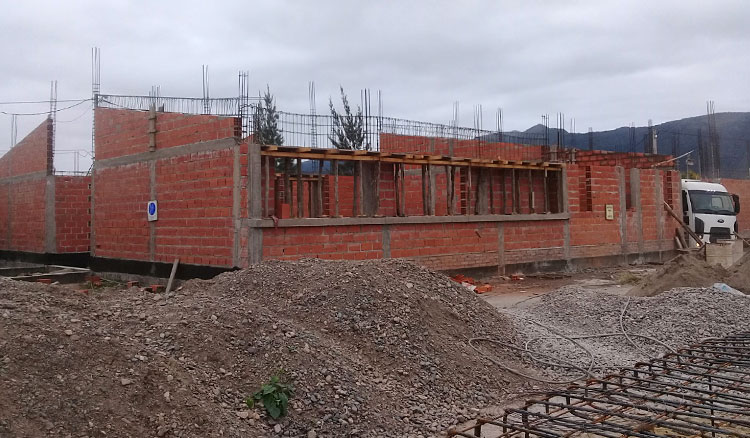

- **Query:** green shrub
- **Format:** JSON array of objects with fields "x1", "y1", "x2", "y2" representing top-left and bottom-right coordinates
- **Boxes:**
[{"x1": 246, "y1": 372, "x2": 294, "y2": 419}]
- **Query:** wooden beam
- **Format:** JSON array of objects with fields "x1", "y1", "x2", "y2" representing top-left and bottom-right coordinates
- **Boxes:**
[
  {"x1": 264, "y1": 156, "x2": 271, "y2": 218},
  {"x1": 316, "y1": 159, "x2": 323, "y2": 217},
  {"x1": 333, "y1": 160, "x2": 339, "y2": 217},
  {"x1": 399, "y1": 163, "x2": 406, "y2": 215},
  {"x1": 511, "y1": 169, "x2": 518, "y2": 214},
  {"x1": 375, "y1": 160, "x2": 381, "y2": 216},
  {"x1": 427, "y1": 164, "x2": 435, "y2": 215},
  {"x1": 501, "y1": 168, "x2": 507, "y2": 214},
  {"x1": 466, "y1": 166, "x2": 473, "y2": 215},
  {"x1": 543, "y1": 169, "x2": 549, "y2": 214},
  {"x1": 284, "y1": 158, "x2": 292, "y2": 217},
  {"x1": 356, "y1": 161, "x2": 364, "y2": 216},
  {"x1": 394, "y1": 162, "x2": 401, "y2": 217},
  {"x1": 421, "y1": 165, "x2": 428, "y2": 215},
  {"x1": 296, "y1": 158, "x2": 303, "y2": 218},
  {"x1": 528, "y1": 169, "x2": 534, "y2": 214},
  {"x1": 488, "y1": 168, "x2": 494, "y2": 214},
  {"x1": 445, "y1": 165, "x2": 453, "y2": 215}
]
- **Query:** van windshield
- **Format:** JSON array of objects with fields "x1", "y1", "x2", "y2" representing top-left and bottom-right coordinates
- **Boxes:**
[{"x1": 688, "y1": 190, "x2": 736, "y2": 215}]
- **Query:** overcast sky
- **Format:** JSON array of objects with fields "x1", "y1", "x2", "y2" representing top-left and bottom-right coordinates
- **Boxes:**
[{"x1": 1, "y1": 0, "x2": 749, "y2": 171}]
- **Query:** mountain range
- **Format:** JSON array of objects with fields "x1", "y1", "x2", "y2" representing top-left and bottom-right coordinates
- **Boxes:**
[{"x1": 509, "y1": 112, "x2": 750, "y2": 178}]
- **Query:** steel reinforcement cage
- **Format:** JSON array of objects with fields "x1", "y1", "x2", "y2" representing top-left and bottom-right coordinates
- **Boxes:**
[
  {"x1": 95, "y1": 94, "x2": 548, "y2": 161},
  {"x1": 449, "y1": 332, "x2": 750, "y2": 438}
]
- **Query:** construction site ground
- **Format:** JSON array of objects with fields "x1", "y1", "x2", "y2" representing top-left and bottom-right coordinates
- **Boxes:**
[
  {"x1": 479, "y1": 265, "x2": 653, "y2": 308},
  {"x1": 1, "y1": 255, "x2": 749, "y2": 438}
]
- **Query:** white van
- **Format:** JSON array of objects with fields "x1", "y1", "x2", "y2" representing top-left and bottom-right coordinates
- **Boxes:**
[{"x1": 681, "y1": 179, "x2": 740, "y2": 245}]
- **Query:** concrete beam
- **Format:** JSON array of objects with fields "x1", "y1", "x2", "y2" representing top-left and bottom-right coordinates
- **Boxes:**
[
  {"x1": 94, "y1": 138, "x2": 239, "y2": 170},
  {"x1": 246, "y1": 212, "x2": 570, "y2": 228}
]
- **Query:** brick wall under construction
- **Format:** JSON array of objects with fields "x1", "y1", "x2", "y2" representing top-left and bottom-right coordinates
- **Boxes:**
[
  {"x1": 0, "y1": 118, "x2": 90, "y2": 255},
  {"x1": 0, "y1": 107, "x2": 689, "y2": 275}
]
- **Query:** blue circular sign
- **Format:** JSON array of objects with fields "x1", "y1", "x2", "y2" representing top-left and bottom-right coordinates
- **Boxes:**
[{"x1": 148, "y1": 202, "x2": 156, "y2": 215}]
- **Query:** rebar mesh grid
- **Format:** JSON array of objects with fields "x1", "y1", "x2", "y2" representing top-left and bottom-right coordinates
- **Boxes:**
[{"x1": 450, "y1": 332, "x2": 750, "y2": 438}]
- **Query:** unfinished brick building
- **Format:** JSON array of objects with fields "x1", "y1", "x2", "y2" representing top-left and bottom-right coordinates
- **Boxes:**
[
  {"x1": 0, "y1": 117, "x2": 90, "y2": 263},
  {"x1": 3, "y1": 95, "x2": 749, "y2": 278}
]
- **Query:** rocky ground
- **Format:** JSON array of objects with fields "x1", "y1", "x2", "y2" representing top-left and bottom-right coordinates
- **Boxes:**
[
  {"x1": 0, "y1": 259, "x2": 535, "y2": 438},
  {"x1": 2, "y1": 258, "x2": 749, "y2": 438},
  {"x1": 503, "y1": 286, "x2": 750, "y2": 381}
]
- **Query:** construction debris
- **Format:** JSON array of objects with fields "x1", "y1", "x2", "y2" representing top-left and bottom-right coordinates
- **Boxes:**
[
  {"x1": 450, "y1": 274, "x2": 493, "y2": 294},
  {"x1": 0, "y1": 259, "x2": 526, "y2": 437},
  {"x1": 3, "y1": 259, "x2": 750, "y2": 437}
]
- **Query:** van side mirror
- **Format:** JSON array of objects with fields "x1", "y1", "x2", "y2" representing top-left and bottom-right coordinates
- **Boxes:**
[{"x1": 732, "y1": 193, "x2": 740, "y2": 214}]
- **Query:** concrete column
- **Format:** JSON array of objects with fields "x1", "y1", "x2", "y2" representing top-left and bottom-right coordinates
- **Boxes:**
[
  {"x1": 382, "y1": 225, "x2": 391, "y2": 258},
  {"x1": 631, "y1": 168, "x2": 644, "y2": 257},
  {"x1": 232, "y1": 143, "x2": 242, "y2": 267},
  {"x1": 44, "y1": 175, "x2": 56, "y2": 253},
  {"x1": 655, "y1": 170, "x2": 665, "y2": 260},
  {"x1": 617, "y1": 166, "x2": 627, "y2": 256},
  {"x1": 247, "y1": 143, "x2": 263, "y2": 264},
  {"x1": 148, "y1": 161, "x2": 156, "y2": 268}
]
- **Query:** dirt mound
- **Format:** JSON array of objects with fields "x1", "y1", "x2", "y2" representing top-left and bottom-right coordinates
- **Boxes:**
[
  {"x1": 0, "y1": 259, "x2": 530, "y2": 438},
  {"x1": 725, "y1": 250, "x2": 750, "y2": 291},
  {"x1": 508, "y1": 286, "x2": 750, "y2": 379},
  {"x1": 628, "y1": 254, "x2": 731, "y2": 296}
]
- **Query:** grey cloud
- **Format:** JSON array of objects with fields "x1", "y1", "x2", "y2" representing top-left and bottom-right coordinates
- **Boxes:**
[{"x1": 1, "y1": 0, "x2": 748, "y2": 170}]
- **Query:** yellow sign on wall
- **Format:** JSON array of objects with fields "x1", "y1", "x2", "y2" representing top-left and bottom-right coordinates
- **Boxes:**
[{"x1": 605, "y1": 204, "x2": 614, "y2": 220}]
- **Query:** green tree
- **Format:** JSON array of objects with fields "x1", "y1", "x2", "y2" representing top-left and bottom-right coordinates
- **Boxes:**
[
  {"x1": 329, "y1": 87, "x2": 368, "y2": 151},
  {"x1": 254, "y1": 86, "x2": 284, "y2": 146}
]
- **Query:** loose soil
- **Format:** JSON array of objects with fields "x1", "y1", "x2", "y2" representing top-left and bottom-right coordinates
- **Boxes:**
[
  {"x1": 0, "y1": 259, "x2": 535, "y2": 438},
  {"x1": 3, "y1": 258, "x2": 749, "y2": 438},
  {"x1": 629, "y1": 252, "x2": 750, "y2": 297}
]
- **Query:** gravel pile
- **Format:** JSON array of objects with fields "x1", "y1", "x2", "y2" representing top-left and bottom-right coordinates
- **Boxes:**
[
  {"x1": 504, "y1": 286, "x2": 750, "y2": 380},
  {"x1": 0, "y1": 259, "x2": 533, "y2": 438}
]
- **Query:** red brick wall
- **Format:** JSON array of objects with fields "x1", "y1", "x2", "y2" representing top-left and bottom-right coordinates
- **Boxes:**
[
  {"x1": 0, "y1": 117, "x2": 52, "y2": 177},
  {"x1": 154, "y1": 149, "x2": 235, "y2": 266},
  {"x1": 379, "y1": 133, "x2": 544, "y2": 162},
  {"x1": 504, "y1": 221, "x2": 566, "y2": 264},
  {"x1": 95, "y1": 108, "x2": 239, "y2": 159},
  {"x1": 390, "y1": 222, "x2": 499, "y2": 269},
  {"x1": 717, "y1": 178, "x2": 750, "y2": 234},
  {"x1": 93, "y1": 163, "x2": 150, "y2": 260},
  {"x1": 0, "y1": 118, "x2": 52, "y2": 253},
  {"x1": 571, "y1": 150, "x2": 673, "y2": 169},
  {"x1": 262, "y1": 224, "x2": 383, "y2": 260},
  {"x1": 9, "y1": 179, "x2": 47, "y2": 253},
  {"x1": 55, "y1": 176, "x2": 91, "y2": 253},
  {"x1": 93, "y1": 108, "x2": 242, "y2": 266}
]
